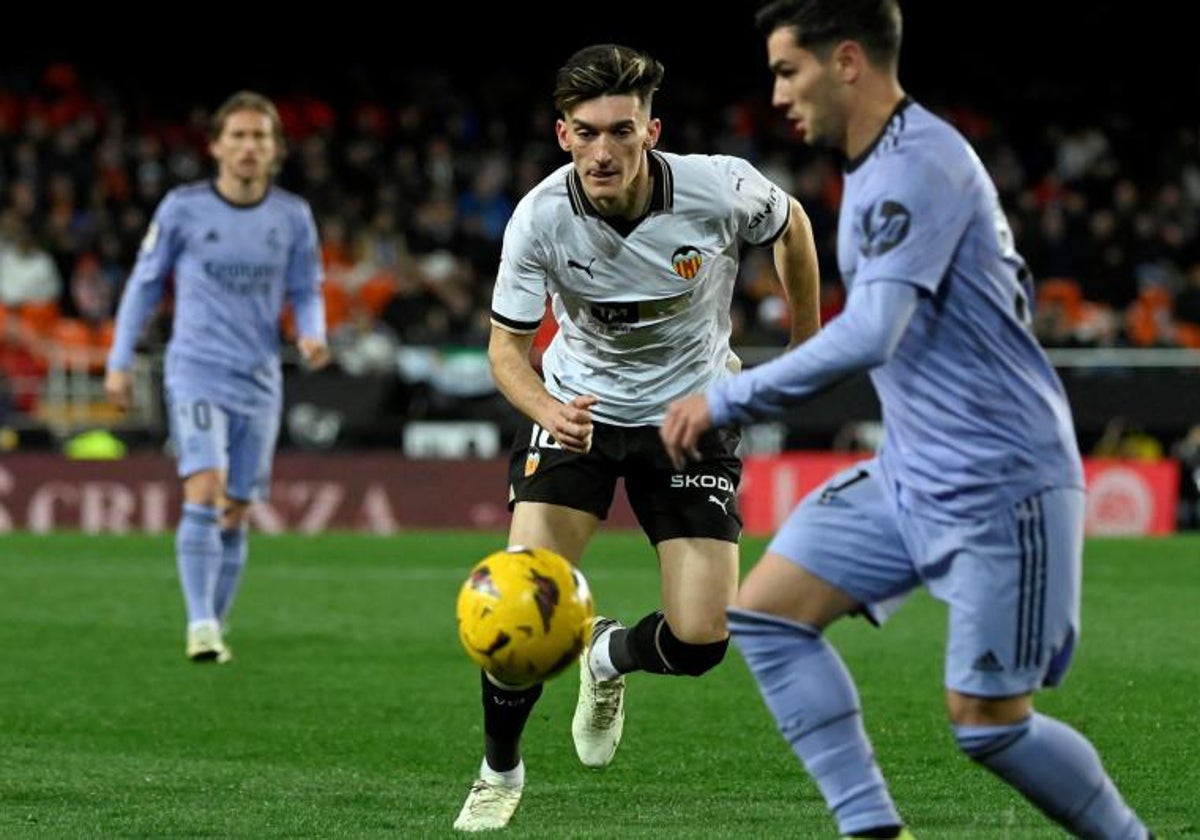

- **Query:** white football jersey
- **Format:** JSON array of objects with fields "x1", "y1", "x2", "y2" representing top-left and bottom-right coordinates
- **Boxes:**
[{"x1": 492, "y1": 150, "x2": 790, "y2": 426}]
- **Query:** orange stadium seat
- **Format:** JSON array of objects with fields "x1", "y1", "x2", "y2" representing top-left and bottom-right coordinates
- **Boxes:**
[
  {"x1": 1174, "y1": 322, "x2": 1200, "y2": 350},
  {"x1": 1125, "y1": 286, "x2": 1172, "y2": 347},
  {"x1": 49, "y1": 317, "x2": 99, "y2": 370},
  {"x1": 322, "y1": 280, "x2": 351, "y2": 331},
  {"x1": 93, "y1": 319, "x2": 116, "y2": 351},
  {"x1": 18, "y1": 300, "x2": 62, "y2": 339},
  {"x1": 356, "y1": 272, "x2": 399, "y2": 319},
  {"x1": 1036, "y1": 277, "x2": 1084, "y2": 324}
]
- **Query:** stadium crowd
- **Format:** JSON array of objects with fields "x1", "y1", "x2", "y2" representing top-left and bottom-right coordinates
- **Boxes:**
[{"x1": 1, "y1": 61, "x2": 1200, "y2": 426}]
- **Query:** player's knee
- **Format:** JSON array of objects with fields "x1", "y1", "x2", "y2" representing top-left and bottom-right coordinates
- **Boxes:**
[
  {"x1": 222, "y1": 501, "x2": 251, "y2": 529},
  {"x1": 952, "y1": 716, "x2": 1032, "y2": 763},
  {"x1": 183, "y1": 470, "x2": 224, "y2": 506},
  {"x1": 628, "y1": 611, "x2": 729, "y2": 677},
  {"x1": 946, "y1": 690, "x2": 1033, "y2": 728}
]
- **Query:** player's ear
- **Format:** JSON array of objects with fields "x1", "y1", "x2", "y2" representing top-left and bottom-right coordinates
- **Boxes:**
[
  {"x1": 555, "y1": 119, "x2": 572, "y2": 152},
  {"x1": 644, "y1": 118, "x2": 662, "y2": 150},
  {"x1": 832, "y1": 39, "x2": 864, "y2": 83}
]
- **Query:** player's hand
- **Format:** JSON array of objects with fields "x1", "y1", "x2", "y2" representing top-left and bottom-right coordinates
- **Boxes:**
[
  {"x1": 297, "y1": 337, "x2": 330, "y2": 371},
  {"x1": 660, "y1": 393, "x2": 712, "y2": 470},
  {"x1": 104, "y1": 369, "x2": 133, "y2": 412},
  {"x1": 546, "y1": 395, "x2": 598, "y2": 453}
]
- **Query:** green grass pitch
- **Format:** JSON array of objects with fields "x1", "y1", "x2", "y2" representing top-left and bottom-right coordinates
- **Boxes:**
[{"x1": 1, "y1": 531, "x2": 1197, "y2": 838}]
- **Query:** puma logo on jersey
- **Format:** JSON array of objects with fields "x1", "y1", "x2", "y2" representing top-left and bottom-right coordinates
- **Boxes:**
[
  {"x1": 567, "y1": 257, "x2": 596, "y2": 278},
  {"x1": 708, "y1": 494, "x2": 729, "y2": 513}
]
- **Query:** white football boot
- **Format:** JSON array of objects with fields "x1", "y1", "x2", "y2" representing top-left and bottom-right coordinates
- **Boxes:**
[
  {"x1": 453, "y1": 760, "x2": 524, "y2": 832},
  {"x1": 186, "y1": 619, "x2": 232, "y2": 664},
  {"x1": 571, "y1": 616, "x2": 626, "y2": 767}
]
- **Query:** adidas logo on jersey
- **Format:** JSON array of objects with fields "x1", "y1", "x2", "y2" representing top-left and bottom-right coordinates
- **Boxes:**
[{"x1": 971, "y1": 650, "x2": 1005, "y2": 673}]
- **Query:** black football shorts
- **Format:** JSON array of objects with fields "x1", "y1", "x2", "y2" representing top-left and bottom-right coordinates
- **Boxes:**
[{"x1": 507, "y1": 419, "x2": 743, "y2": 544}]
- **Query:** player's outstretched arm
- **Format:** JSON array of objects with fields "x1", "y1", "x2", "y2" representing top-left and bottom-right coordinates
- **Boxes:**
[
  {"x1": 662, "y1": 280, "x2": 922, "y2": 467},
  {"x1": 710, "y1": 279, "x2": 920, "y2": 427}
]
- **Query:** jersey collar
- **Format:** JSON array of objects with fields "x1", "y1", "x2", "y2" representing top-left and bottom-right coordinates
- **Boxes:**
[
  {"x1": 566, "y1": 150, "x2": 674, "y2": 220},
  {"x1": 844, "y1": 96, "x2": 914, "y2": 174}
]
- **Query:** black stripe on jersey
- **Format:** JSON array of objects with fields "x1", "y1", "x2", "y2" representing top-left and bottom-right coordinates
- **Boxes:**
[
  {"x1": 491, "y1": 311, "x2": 543, "y2": 333},
  {"x1": 1016, "y1": 499, "x2": 1031, "y2": 668},
  {"x1": 1030, "y1": 495, "x2": 1048, "y2": 669},
  {"x1": 845, "y1": 96, "x2": 913, "y2": 174},
  {"x1": 567, "y1": 169, "x2": 588, "y2": 216},
  {"x1": 1015, "y1": 496, "x2": 1048, "y2": 670},
  {"x1": 759, "y1": 195, "x2": 791, "y2": 249},
  {"x1": 651, "y1": 151, "x2": 674, "y2": 213}
]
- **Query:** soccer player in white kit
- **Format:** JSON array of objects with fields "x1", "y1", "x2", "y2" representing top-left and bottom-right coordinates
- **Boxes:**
[
  {"x1": 454, "y1": 43, "x2": 823, "y2": 831},
  {"x1": 661, "y1": 2, "x2": 1153, "y2": 838}
]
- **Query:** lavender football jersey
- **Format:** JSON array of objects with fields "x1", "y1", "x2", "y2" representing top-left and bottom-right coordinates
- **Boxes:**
[
  {"x1": 711, "y1": 101, "x2": 1083, "y2": 517},
  {"x1": 108, "y1": 181, "x2": 325, "y2": 412}
]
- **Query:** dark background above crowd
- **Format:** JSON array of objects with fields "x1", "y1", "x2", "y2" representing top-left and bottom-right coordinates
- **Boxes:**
[{"x1": 5, "y1": 2, "x2": 1196, "y2": 124}]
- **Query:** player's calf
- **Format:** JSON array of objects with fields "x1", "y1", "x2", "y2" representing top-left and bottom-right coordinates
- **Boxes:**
[{"x1": 953, "y1": 714, "x2": 1150, "y2": 839}]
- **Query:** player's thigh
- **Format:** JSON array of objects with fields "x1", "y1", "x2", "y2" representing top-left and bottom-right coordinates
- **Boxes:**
[
  {"x1": 656, "y1": 537, "x2": 738, "y2": 641},
  {"x1": 768, "y1": 459, "x2": 918, "y2": 622},
  {"x1": 624, "y1": 425, "x2": 742, "y2": 544},
  {"x1": 508, "y1": 417, "x2": 620, "y2": 522},
  {"x1": 508, "y1": 420, "x2": 623, "y2": 563},
  {"x1": 166, "y1": 386, "x2": 230, "y2": 480},
  {"x1": 224, "y1": 404, "x2": 281, "y2": 503},
  {"x1": 737, "y1": 554, "x2": 864, "y2": 629},
  {"x1": 509, "y1": 502, "x2": 600, "y2": 565},
  {"x1": 909, "y1": 487, "x2": 1084, "y2": 698}
]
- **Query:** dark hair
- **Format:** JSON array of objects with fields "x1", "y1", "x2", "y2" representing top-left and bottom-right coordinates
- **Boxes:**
[
  {"x1": 754, "y1": 0, "x2": 902, "y2": 70},
  {"x1": 553, "y1": 44, "x2": 665, "y2": 114}
]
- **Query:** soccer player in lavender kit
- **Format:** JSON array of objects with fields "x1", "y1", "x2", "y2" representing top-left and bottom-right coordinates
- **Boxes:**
[
  {"x1": 105, "y1": 90, "x2": 328, "y2": 664},
  {"x1": 661, "y1": 2, "x2": 1153, "y2": 838}
]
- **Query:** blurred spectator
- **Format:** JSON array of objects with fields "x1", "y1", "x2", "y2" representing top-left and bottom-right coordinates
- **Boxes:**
[
  {"x1": 330, "y1": 308, "x2": 401, "y2": 377},
  {"x1": 1123, "y1": 282, "x2": 1175, "y2": 348},
  {"x1": 68, "y1": 243, "x2": 121, "y2": 325},
  {"x1": 1, "y1": 56, "x2": 1199, "y2": 386},
  {"x1": 354, "y1": 208, "x2": 410, "y2": 281},
  {"x1": 1080, "y1": 208, "x2": 1136, "y2": 309},
  {"x1": 0, "y1": 218, "x2": 62, "y2": 307}
]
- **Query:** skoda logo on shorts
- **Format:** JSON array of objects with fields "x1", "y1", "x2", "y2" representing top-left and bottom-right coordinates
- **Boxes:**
[
  {"x1": 670, "y1": 474, "x2": 735, "y2": 492},
  {"x1": 858, "y1": 199, "x2": 911, "y2": 257}
]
